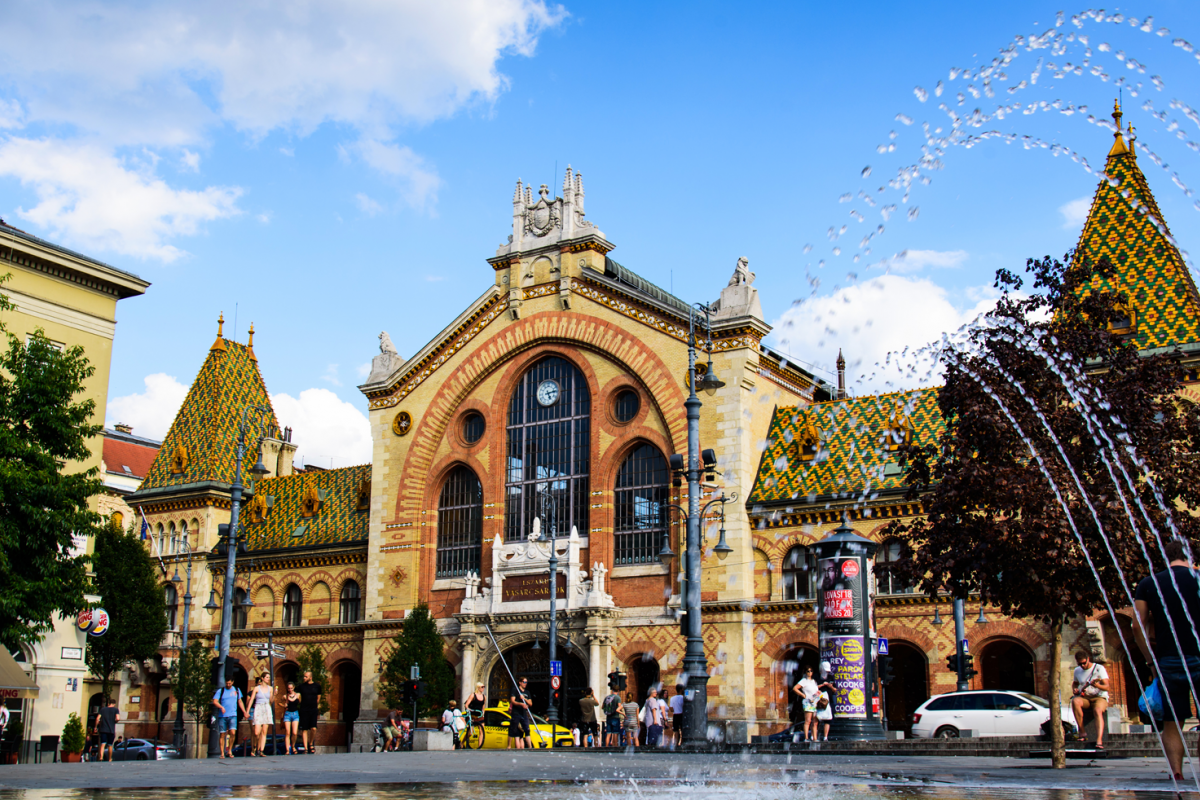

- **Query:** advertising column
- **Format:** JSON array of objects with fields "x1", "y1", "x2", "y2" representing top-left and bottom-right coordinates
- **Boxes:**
[{"x1": 814, "y1": 522, "x2": 884, "y2": 741}]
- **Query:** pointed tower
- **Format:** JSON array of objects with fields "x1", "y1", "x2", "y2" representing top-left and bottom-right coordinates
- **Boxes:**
[{"x1": 1075, "y1": 99, "x2": 1200, "y2": 352}]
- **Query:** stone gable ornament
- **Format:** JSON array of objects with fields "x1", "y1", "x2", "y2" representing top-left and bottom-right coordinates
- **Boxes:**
[
  {"x1": 525, "y1": 184, "x2": 561, "y2": 237},
  {"x1": 392, "y1": 410, "x2": 412, "y2": 436},
  {"x1": 379, "y1": 331, "x2": 398, "y2": 355}
]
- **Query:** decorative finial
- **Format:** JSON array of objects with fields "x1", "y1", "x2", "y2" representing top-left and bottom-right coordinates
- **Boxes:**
[
  {"x1": 1108, "y1": 98, "x2": 1130, "y2": 157},
  {"x1": 210, "y1": 312, "x2": 227, "y2": 353},
  {"x1": 217, "y1": 313, "x2": 224, "y2": 337},
  {"x1": 247, "y1": 322, "x2": 254, "y2": 347},
  {"x1": 1113, "y1": 97, "x2": 1123, "y2": 132}
]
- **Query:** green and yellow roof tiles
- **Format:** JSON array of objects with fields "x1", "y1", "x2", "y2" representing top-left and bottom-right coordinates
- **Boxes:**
[
  {"x1": 139, "y1": 338, "x2": 281, "y2": 491},
  {"x1": 749, "y1": 387, "x2": 943, "y2": 506},
  {"x1": 1075, "y1": 126, "x2": 1200, "y2": 351},
  {"x1": 241, "y1": 464, "x2": 371, "y2": 551}
]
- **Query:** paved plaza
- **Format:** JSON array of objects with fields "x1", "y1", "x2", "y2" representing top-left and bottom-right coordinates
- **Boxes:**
[{"x1": 0, "y1": 750, "x2": 1192, "y2": 794}]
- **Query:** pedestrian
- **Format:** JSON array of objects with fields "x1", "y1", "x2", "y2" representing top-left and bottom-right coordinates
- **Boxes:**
[
  {"x1": 669, "y1": 684, "x2": 685, "y2": 748},
  {"x1": 248, "y1": 674, "x2": 276, "y2": 756},
  {"x1": 93, "y1": 697, "x2": 120, "y2": 762},
  {"x1": 508, "y1": 677, "x2": 532, "y2": 749},
  {"x1": 1134, "y1": 538, "x2": 1200, "y2": 781},
  {"x1": 210, "y1": 677, "x2": 243, "y2": 759},
  {"x1": 282, "y1": 681, "x2": 301, "y2": 755},
  {"x1": 578, "y1": 687, "x2": 600, "y2": 748},
  {"x1": 814, "y1": 679, "x2": 834, "y2": 741},
  {"x1": 621, "y1": 692, "x2": 640, "y2": 749},
  {"x1": 0, "y1": 702, "x2": 8, "y2": 745},
  {"x1": 602, "y1": 686, "x2": 622, "y2": 747},
  {"x1": 793, "y1": 666, "x2": 818, "y2": 741},
  {"x1": 441, "y1": 700, "x2": 464, "y2": 748},
  {"x1": 1070, "y1": 650, "x2": 1110, "y2": 749},
  {"x1": 467, "y1": 682, "x2": 487, "y2": 723},
  {"x1": 297, "y1": 669, "x2": 322, "y2": 754},
  {"x1": 642, "y1": 688, "x2": 664, "y2": 747},
  {"x1": 382, "y1": 706, "x2": 403, "y2": 752},
  {"x1": 571, "y1": 722, "x2": 580, "y2": 747}
]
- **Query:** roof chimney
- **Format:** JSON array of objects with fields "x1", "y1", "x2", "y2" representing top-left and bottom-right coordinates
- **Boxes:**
[
  {"x1": 115, "y1": 423, "x2": 133, "y2": 434},
  {"x1": 836, "y1": 349, "x2": 847, "y2": 400}
]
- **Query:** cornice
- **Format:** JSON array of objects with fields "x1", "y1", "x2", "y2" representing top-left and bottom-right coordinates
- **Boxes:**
[{"x1": 0, "y1": 227, "x2": 149, "y2": 300}]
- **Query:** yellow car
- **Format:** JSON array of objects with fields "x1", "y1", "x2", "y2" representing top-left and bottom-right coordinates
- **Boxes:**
[{"x1": 463, "y1": 701, "x2": 574, "y2": 749}]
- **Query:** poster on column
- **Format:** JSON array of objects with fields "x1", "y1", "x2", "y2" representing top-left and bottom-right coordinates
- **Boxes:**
[
  {"x1": 821, "y1": 635, "x2": 867, "y2": 719},
  {"x1": 818, "y1": 555, "x2": 863, "y2": 637}
]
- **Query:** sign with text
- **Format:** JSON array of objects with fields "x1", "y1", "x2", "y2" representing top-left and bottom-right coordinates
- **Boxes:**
[
  {"x1": 818, "y1": 555, "x2": 864, "y2": 636},
  {"x1": 501, "y1": 572, "x2": 567, "y2": 603},
  {"x1": 550, "y1": 660, "x2": 562, "y2": 677},
  {"x1": 61, "y1": 647, "x2": 83, "y2": 660},
  {"x1": 820, "y1": 635, "x2": 867, "y2": 719}
]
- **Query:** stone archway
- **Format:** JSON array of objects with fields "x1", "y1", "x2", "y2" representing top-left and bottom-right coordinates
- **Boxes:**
[
  {"x1": 487, "y1": 641, "x2": 587, "y2": 724},
  {"x1": 780, "y1": 644, "x2": 820, "y2": 726},
  {"x1": 883, "y1": 642, "x2": 928, "y2": 732},
  {"x1": 980, "y1": 639, "x2": 1036, "y2": 694}
]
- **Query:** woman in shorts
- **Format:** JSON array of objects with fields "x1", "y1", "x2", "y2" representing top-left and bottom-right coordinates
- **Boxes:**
[
  {"x1": 282, "y1": 681, "x2": 301, "y2": 755},
  {"x1": 248, "y1": 674, "x2": 276, "y2": 756}
]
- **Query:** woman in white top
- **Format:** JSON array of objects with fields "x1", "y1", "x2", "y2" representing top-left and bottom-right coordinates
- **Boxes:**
[
  {"x1": 793, "y1": 666, "x2": 819, "y2": 741},
  {"x1": 248, "y1": 674, "x2": 276, "y2": 756}
]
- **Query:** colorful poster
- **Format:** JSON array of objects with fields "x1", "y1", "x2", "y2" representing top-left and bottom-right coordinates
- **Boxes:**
[
  {"x1": 818, "y1": 555, "x2": 864, "y2": 637},
  {"x1": 820, "y1": 634, "x2": 867, "y2": 719}
]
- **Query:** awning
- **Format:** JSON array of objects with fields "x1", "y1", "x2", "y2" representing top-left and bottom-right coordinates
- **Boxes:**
[{"x1": 0, "y1": 647, "x2": 39, "y2": 699}]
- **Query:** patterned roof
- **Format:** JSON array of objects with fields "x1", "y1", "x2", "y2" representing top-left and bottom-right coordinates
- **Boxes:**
[
  {"x1": 137, "y1": 337, "x2": 281, "y2": 492},
  {"x1": 241, "y1": 464, "x2": 371, "y2": 550},
  {"x1": 748, "y1": 388, "x2": 943, "y2": 505},
  {"x1": 1075, "y1": 113, "x2": 1200, "y2": 350}
]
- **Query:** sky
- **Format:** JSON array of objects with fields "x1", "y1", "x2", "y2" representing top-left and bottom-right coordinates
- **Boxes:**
[{"x1": 3, "y1": 1, "x2": 1200, "y2": 468}]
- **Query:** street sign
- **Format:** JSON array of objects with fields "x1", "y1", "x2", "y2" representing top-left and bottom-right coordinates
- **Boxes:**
[
  {"x1": 877, "y1": 638, "x2": 889, "y2": 656},
  {"x1": 961, "y1": 638, "x2": 969, "y2": 653},
  {"x1": 410, "y1": 665, "x2": 420, "y2": 680},
  {"x1": 248, "y1": 642, "x2": 267, "y2": 649},
  {"x1": 550, "y1": 660, "x2": 562, "y2": 677},
  {"x1": 550, "y1": 676, "x2": 561, "y2": 690},
  {"x1": 255, "y1": 649, "x2": 272, "y2": 658}
]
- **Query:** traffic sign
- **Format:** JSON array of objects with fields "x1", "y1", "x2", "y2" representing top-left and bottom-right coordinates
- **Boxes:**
[
  {"x1": 877, "y1": 638, "x2": 889, "y2": 656},
  {"x1": 550, "y1": 660, "x2": 562, "y2": 677},
  {"x1": 961, "y1": 638, "x2": 969, "y2": 653},
  {"x1": 550, "y1": 676, "x2": 561, "y2": 690},
  {"x1": 248, "y1": 642, "x2": 267, "y2": 649},
  {"x1": 255, "y1": 649, "x2": 272, "y2": 659},
  {"x1": 410, "y1": 665, "x2": 420, "y2": 680}
]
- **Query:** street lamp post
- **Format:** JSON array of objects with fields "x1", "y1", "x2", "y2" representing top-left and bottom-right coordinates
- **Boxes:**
[
  {"x1": 204, "y1": 404, "x2": 272, "y2": 758},
  {"x1": 527, "y1": 512, "x2": 561, "y2": 736},
  {"x1": 170, "y1": 542, "x2": 194, "y2": 754}
]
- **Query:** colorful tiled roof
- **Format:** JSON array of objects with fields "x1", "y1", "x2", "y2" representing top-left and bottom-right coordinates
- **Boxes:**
[
  {"x1": 1075, "y1": 102, "x2": 1200, "y2": 351},
  {"x1": 138, "y1": 334, "x2": 281, "y2": 492},
  {"x1": 241, "y1": 464, "x2": 371, "y2": 550},
  {"x1": 748, "y1": 388, "x2": 944, "y2": 505}
]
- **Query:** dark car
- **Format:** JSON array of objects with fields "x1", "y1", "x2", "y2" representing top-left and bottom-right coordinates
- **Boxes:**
[
  {"x1": 231, "y1": 734, "x2": 291, "y2": 757},
  {"x1": 766, "y1": 724, "x2": 803, "y2": 743},
  {"x1": 112, "y1": 738, "x2": 181, "y2": 761}
]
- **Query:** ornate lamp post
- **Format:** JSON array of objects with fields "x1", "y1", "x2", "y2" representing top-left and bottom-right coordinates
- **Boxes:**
[
  {"x1": 170, "y1": 541, "x2": 194, "y2": 754},
  {"x1": 526, "y1": 514, "x2": 562, "y2": 733}
]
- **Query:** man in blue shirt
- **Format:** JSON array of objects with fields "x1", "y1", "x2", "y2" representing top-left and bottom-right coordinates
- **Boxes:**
[{"x1": 211, "y1": 677, "x2": 245, "y2": 758}]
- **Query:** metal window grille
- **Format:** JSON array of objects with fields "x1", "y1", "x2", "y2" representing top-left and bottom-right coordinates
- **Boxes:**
[
  {"x1": 876, "y1": 539, "x2": 914, "y2": 595},
  {"x1": 505, "y1": 357, "x2": 590, "y2": 541},
  {"x1": 614, "y1": 444, "x2": 669, "y2": 565},
  {"x1": 614, "y1": 390, "x2": 640, "y2": 423},
  {"x1": 164, "y1": 584, "x2": 178, "y2": 630},
  {"x1": 437, "y1": 466, "x2": 483, "y2": 577},
  {"x1": 233, "y1": 588, "x2": 248, "y2": 630},
  {"x1": 283, "y1": 584, "x2": 303, "y2": 627},
  {"x1": 339, "y1": 580, "x2": 361, "y2": 624},
  {"x1": 781, "y1": 546, "x2": 816, "y2": 601},
  {"x1": 463, "y1": 413, "x2": 486, "y2": 444}
]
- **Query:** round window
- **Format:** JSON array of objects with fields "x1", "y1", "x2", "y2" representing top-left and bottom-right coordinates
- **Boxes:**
[
  {"x1": 613, "y1": 389, "x2": 640, "y2": 424},
  {"x1": 462, "y1": 412, "x2": 486, "y2": 445}
]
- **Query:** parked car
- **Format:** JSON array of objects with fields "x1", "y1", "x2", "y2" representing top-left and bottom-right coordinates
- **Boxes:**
[
  {"x1": 910, "y1": 690, "x2": 1075, "y2": 739},
  {"x1": 465, "y1": 702, "x2": 574, "y2": 749},
  {"x1": 111, "y1": 738, "x2": 181, "y2": 761},
  {"x1": 232, "y1": 734, "x2": 291, "y2": 757}
]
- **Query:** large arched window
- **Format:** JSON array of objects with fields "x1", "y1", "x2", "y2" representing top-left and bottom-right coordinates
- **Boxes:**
[
  {"x1": 876, "y1": 539, "x2": 915, "y2": 595},
  {"x1": 614, "y1": 444, "x2": 669, "y2": 565},
  {"x1": 437, "y1": 466, "x2": 483, "y2": 577},
  {"x1": 782, "y1": 545, "x2": 815, "y2": 601},
  {"x1": 233, "y1": 588, "x2": 248, "y2": 630},
  {"x1": 164, "y1": 584, "x2": 178, "y2": 630},
  {"x1": 283, "y1": 584, "x2": 303, "y2": 627},
  {"x1": 505, "y1": 357, "x2": 590, "y2": 540},
  {"x1": 339, "y1": 581, "x2": 361, "y2": 624}
]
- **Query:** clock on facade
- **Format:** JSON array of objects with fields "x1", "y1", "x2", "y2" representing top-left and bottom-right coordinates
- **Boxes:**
[{"x1": 536, "y1": 379, "x2": 560, "y2": 406}]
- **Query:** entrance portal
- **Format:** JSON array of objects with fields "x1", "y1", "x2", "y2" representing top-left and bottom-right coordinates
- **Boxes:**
[
  {"x1": 780, "y1": 645, "x2": 820, "y2": 726},
  {"x1": 980, "y1": 640, "x2": 1036, "y2": 694},
  {"x1": 488, "y1": 642, "x2": 587, "y2": 724},
  {"x1": 883, "y1": 642, "x2": 928, "y2": 732}
]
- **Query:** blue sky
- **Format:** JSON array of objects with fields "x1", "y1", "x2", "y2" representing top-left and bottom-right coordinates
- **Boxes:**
[{"x1": 1, "y1": 1, "x2": 1200, "y2": 466}]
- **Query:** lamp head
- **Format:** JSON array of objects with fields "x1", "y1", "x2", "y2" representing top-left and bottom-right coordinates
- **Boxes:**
[
  {"x1": 658, "y1": 538, "x2": 676, "y2": 566},
  {"x1": 171, "y1": 569, "x2": 183, "y2": 585},
  {"x1": 249, "y1": 445, "x2": 269, "y2": 477},
  {"x1": 239, "y1": 591, "x2": 255, "y2": 609},
  {"x1": 204, "y1": 590, "x2": 220, "y2": 611},
  {"x1": 714, "y1": 527, "x2": 733, "y2": 561},
  {"x1": 698, "y1": 362, "x2": 725, "y2": 396}
]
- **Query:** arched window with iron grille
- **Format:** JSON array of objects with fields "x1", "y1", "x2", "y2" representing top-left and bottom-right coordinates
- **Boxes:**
[
  {"x1": 437, "y1": 466, "x2": 483, "y2": 577},
  {"x1": 283, "y1": 584, "x2": 302, "y2": 627},
  {"x1": 164, "y1": 583, "x2": 178, "y2": 630},
  {"x1": 339, "y1": 580, "x2": 361, "y2": 624},
  {"x1": 614, "y1": 444, "x2": 669, "y2": 565},
  {"x1": 782, "y1": 545, "x2": 815, "y2": 601},
  {"x1": 233, "y1": 588, "x2": 248, "y2": 630}
]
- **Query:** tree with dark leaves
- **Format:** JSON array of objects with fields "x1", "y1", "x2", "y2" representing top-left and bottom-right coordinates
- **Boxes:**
[{"x1": 379, "y1": 602, "x2": 453, "y2": 719}]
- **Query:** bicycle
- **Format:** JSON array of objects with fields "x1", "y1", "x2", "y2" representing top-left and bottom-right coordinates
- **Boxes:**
[{"x1": 462, "y1": 709, "x2": 485, "y2": 749}]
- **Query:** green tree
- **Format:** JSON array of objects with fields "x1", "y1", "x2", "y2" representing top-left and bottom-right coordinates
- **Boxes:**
[
  {"x1": 61, "y1": 713, "x2": 85, "y2": 755},
  {"x1": 297, "y1": 644, "x2": 331, "y2": 715},
  {"x1": 85, "y1": 519, "x2": 169, "y2": 702},
  {"x1": 0, "y1": 321, "x2": 105, "y2": 651},
  {"x1": 882, "y1": 251, "x2": 1200, "y2": 767},
  {"x1": 168, "y1": 640, "x2": 214, "y2": 757},
  {"x1": 379, "y1": 602, "x2": 453, "y2": 718}
]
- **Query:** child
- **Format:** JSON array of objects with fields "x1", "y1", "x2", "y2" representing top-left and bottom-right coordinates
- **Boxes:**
[{"x1": 571, "y1": 722, "x2": 581, "y2": 747}]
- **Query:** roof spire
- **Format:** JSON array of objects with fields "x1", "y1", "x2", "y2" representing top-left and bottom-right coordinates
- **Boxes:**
[
  {"x1": 247, "y1": 322, "x2": 257, "y2": 361},
  {"x1": 211, "y1": 313, "x2": 227, "y2": 353},
  {"x1": 836, "y1": 348, "x2": 847, "y2": 400},
  {"x1": 1109, "y1": 98, "x2": 1130, "y2": 157}
]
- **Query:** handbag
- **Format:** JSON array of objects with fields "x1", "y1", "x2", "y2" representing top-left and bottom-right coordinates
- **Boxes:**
[
  {"x1": 1137, "y1": 677, "x2": 1165, "y2": 722},
  {"x1": 816, "y1": 695, "x2": 829, "y2": 711}
]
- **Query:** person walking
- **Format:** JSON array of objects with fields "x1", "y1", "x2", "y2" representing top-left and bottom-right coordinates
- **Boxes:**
[
  {"x1": 248, "y1": 674, "x2": 276, "y2": 756},
  {"x1": 814, "y1": 676, "x2": 835, "y2": 741},
  {"x1": 794, "y1": 666, "x2": 819, "y2": 741},
  {"x1": 668, "y1": 684, "x2": 685, "y2": 748},
  {"x1": 578, "y1": 688, "x2": 599, "y2": 748},
  {"x1": 642, "y1": 688, "x2": 664, "y2": 747},
  {"x1": 621, "y1": 692, "x2": 640, "y2": 749},
  {"x1": 1070, "y1": 650, "x2": 1110, "y2": 749},
  {"x1": 508, "y1": 678, "x2": 533, "y2": 749},
  {"x1": 282, "y1": 682, "x2": 301, "y2": 755},
  {"x1": 93, "y1": 698, "x2": 120, "y2": 762},
  {"x1": 211, "y1": 678, "x2": 243, "y2": 759},
  {"x1": 1134, "y1": 538, "x2": 1200, "y2": 781},
  {"x1": 297, "y1": 670, "x2": 322, "y2": 754},
  {"x1": 441, "y1": 700, "x2": 465, "y2": 748},
  {"x1": 0, "y1": 702, "x2": 8, "y2": 749},
  {"x1": 382, "y1": 707, "x2": 403, "y2": 752},
  {"x1": 602, "y1": 686, "x2": 623, "y2": 747}
]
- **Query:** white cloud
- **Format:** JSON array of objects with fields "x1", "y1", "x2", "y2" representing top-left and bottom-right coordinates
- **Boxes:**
[
  {"x1": 1059, "y1": 196, "x2": 1092, "y2": 229},
  {"x1": 354, "y1": 192, "x2": 384, "y2": 217},
  {"x1": 353, "y1": 140, "x2": 441, "y2": 209},
  {"x1": 321, "y1": 363, "x2": 342, "y2": 387},
  {"x1": 0, "y1": 137, "x2": 241, "y2": 261},
  {"x1": 105, "y1": 373, "x2": 189, "y2": 440},
  {"x1": 180, "y1": 149, "x2": 200, "y2": 172},
  {"x1": 0, "y1": 98, "x2": 23, "y2": 129},
  {"x1": 892, "y1": 249, "x2": 968, "y2": 273},
  {"x1": 771, "y1": 274, "x2": 1002, "y2": 394},
  {"x1": 279, "y1": 146, "x2": 294, "y2": 157},
  {"x1": 356, "y1": 362, "x2": 371, "y2": 379},
  {"x1": 256, "y1": 212, "x2": 272, "y2": 225},
  {"x1": 272, "y1": 388, "x2": 371, "y2": 469}
]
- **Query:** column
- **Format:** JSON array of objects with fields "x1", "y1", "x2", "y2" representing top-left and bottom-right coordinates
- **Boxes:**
[{"x1": 458, "y1": 634, "x2": 477, "y2": 707}]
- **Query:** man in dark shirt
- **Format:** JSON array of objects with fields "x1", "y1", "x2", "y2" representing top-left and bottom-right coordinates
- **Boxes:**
[
  {"x1": 1134, "y1": 538, "x2": 1200, "y2": 780},
  {"x1": 297, "y1": 670, "x2": 322, "y2": 754},
  {"x1": 93, "y1": 698, "x2": 120, "y2": 762},
  {"x1": 508, "y1": 677, "x2": 531, "y2": 749}
]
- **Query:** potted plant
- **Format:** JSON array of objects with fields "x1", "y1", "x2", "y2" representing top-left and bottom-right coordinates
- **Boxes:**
[
  {"x1": 61, "y1": 713, "x2": 85, "y2": 763},
  {"x1": 1, "y1": 715, "x2": 21, "y2": 764}
]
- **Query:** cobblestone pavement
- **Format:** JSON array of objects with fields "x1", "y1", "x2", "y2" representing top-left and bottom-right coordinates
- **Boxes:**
[{"x1": 0, "y1": 750, "x2": 1193, "y2": 794}]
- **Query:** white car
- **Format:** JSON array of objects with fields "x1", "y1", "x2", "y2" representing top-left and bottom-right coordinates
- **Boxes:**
[{"x1": 910, "y1": 690, "x2": 1075, "y2": 738}]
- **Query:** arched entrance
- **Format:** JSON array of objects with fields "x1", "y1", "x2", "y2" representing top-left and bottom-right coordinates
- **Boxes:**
[
  {"x1": 627, "y1": 653, "x2": 661, "y2": 707},
  {"x1": 981, "y1": 640, "x2": 1035, "y2": 694},
  {"x1": 883, "y1": 642, "x2": 928, "y2": 732},
  {"x1": 275, "y1": 661, "x2": 299, "y2": 692},
  {"x1": 488, "y1": 642, "x2": 587, "y2": 724},
  {"x1": 780, "y1": 645, "x2": 819, "y2": 726},
  {"x1": 334, "y1": 662, "x2": 362, "y2": 724}
]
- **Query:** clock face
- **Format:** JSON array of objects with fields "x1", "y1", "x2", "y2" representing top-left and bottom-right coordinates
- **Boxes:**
[{"x1": 536, "y1": 379, "x2": 560, "y2": 407}]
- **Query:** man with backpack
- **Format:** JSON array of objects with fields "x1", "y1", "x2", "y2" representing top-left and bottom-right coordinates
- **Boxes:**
[
  {"x1": 578, "y1": 688, "x2": 600, "y2": 748},
  {"x1": 601, "y1": 687, "x2": 622, "y2": 747}
]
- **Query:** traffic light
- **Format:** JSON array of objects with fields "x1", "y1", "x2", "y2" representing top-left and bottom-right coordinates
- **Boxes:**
[
  {"x1": 551, "y1": 687, "x2": 561, "y2": 707},
  {"x1": 415, "y1": 680, "x2": 427, "y2": 699},
  {"x1": 945, "y1": 653, "x2": 959, "y2": 674},
  {"x1": 607, "y1": 671, "x2": 627, "y2": 692},
  {"x1": 962, "y1": 654, "x2": 977, "y2": 681},
  {"x1": 877, "y1": 655, "x2": 895, "y2": 686}
]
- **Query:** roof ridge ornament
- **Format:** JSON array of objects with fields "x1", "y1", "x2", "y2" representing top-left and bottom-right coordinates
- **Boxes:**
[
  {"x1": 211, "y1": 313, "x2": 227, "y2": 353},
  {"x1": 1109, "y1": 98, "x2": 1130, "y2": 157},
  {"x1": 497, "y1": 162, "x2": 604, "y2": 257}
]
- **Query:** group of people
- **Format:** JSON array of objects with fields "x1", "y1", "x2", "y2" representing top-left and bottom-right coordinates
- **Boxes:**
[
  {"x1": 575, "y1": 684, "x2": 685, "y2": 749},
  {"x1": 210, "y1": 670, "x2": 323, "y2": 757},
  {"x1": 791, "y1": 665, "x2": 834, "y2": 742}
]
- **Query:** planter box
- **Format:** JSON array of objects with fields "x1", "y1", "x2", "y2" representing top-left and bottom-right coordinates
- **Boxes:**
[
  {"x1": 412, "y1": 730, "x2": 453, "y2": 751},
  {"x1": 63, "y1": 752, "x2": 82, "y2": 763}
]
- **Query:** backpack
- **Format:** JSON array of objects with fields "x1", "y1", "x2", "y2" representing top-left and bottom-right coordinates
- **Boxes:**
[{"x1": 602, "y1": 694, "x2": 620, "y2": 716}]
